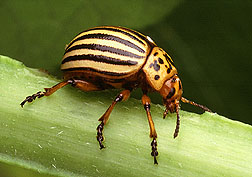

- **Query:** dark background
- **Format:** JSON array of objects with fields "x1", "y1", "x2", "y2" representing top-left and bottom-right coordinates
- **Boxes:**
[{"x1": 1, "y1": 0, "x2": 251, "y2": 125}]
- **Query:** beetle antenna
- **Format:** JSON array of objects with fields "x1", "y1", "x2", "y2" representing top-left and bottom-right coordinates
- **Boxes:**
[
  {"x1": 163, "y1": 109, "x2": 168, "y2": 119},
  {"x1": 173, "y1": 103, "x2": 180, "y2": 138},
  {"x1": 181, "y1": 97, "x2": 213, "y2": 113}
]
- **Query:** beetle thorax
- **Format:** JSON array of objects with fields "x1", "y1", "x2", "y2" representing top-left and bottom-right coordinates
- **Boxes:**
[{"x1": 142, "y1": 47, "x2": 178, "y2": 91}]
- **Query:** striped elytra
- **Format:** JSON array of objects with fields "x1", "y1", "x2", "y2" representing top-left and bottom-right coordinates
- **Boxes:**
[
  {"x1": 61, "y1": 26, "x2": 152, "y2": 79},
  {"x1": 21, "y1": 26, "x2": 212, "y2": 165}
]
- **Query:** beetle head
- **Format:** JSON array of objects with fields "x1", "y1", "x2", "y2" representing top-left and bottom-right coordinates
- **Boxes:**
[
  {"x1": 159, "y1": 74, "x2": 213, "y2": 119},
  {"x1": 159, "y1": 75, "x2": 183, "y2": 117}
]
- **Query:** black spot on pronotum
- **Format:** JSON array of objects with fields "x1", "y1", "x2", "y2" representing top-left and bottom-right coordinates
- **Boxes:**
[
  {"x1": 153, "y1": 60, "x2": 160, "y2": 71},
  {"x1": 179, "y1": 81, "x2": 182, "y2": 90},
  {"x1": 163, "y1": 53, "x2": 175, "y2": 66},
  {"x1": 166, "y1": 87, "x2": 175, "y2": 99},
  {"x1": 158, "y1": 57, "x2": 164, "y2": 64},
  {"x1": 149, "y1": 60, "x2": 160, "y2": 71},
  {"x1": 165, "y1": 65, "x2": 168, "y2": 68},
  {"x1": 154, "y1": 52, "x2": 158, "y2": 56},
  {"x1": 154, "y1": 75, "x2": 160, "y2": 80},
  {"x1": 167, "y1": 64, "x2": 172, "y2": 74}
]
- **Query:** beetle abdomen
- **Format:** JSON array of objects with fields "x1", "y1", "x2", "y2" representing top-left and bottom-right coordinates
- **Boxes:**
[{"x1": 61, "y1": 26, "x2": 154, "y2": 79}]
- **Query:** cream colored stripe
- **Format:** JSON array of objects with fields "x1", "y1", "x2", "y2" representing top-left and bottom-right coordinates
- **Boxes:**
[
  {"x1": 68, "y1": 38, "x2": 145, "y2": 56},
  {"x1": 62, "y1": 48, "x2": 145, "y2": 65},
  {"x1": 61, "y1": 60, "x2": 139, "y2": 74},
  {"x1": 73, "y1": 29, "x2": 147, "y2": 50}
]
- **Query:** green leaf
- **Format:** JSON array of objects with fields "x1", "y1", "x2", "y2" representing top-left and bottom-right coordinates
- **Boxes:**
[{"x1": 0, "y1": 55, "x2": 252, "y2": 177}]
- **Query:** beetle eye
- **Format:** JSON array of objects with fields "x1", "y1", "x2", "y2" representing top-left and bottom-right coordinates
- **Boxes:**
[{"x1": 166, "y1": 87, "x2": 175, "y2": 99}]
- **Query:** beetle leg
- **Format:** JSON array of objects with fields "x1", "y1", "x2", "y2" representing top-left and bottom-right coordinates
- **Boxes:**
[
  {"x1": 21, "y1": 79, "x2": 101, "y2": 107},
  {"x1": 141, "y1": 94, "x2": 158, "y2": 164},
  {"x1": 70, "y1": 79, "x2": 101, "y2": 92},
  {"x1": 20, "y1": 80, "x2": 71, "y2": 107},
  {"x1": 97, "y1": 89, "x2": 131, "y2": 149}
]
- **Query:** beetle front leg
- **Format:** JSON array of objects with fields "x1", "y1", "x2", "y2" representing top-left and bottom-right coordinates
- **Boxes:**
[
  {"x1": 141, "y1": 94, "x2": 158, "y2": 164},
  {"x1": 97, "y1": 89, "x2": 131, "y2": 149}
]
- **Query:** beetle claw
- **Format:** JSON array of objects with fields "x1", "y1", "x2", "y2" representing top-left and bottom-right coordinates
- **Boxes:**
[
  {"x1": 20, "y1": 91, "x2": 45, "y2": 107},
  {"x1": 151, "y1": 138, "x2": 158, "y2": 164},
  {"x1": 96, "y1": 122, "x2": 105, "y2": 149}
]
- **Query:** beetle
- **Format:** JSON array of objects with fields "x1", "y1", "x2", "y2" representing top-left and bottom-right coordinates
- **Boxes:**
[{"x1": 21, "y1": 26, "x2": 212, "y2": 164}]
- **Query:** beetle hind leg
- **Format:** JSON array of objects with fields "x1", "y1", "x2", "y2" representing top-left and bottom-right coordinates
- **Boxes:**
[
  {"x1": 21, "y1": 79, "x2": 101, "y2": 107},
  {"x1": 20, "y1": 80, "x2": 71, "y2": 107},
  {"x1": 20, "y1": 91, "x2": 45, "y2": 107},
  {"x1": 97, "y1": 122, "x2": 105, "y2": 149},
  {"x1": 96, "y1": 89, "x2": 131, "y2": 149}
]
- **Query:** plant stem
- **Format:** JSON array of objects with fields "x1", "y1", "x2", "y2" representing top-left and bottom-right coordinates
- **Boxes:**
[{"x1": 0, "y1": 55, "x2": 252, "y2": 177}]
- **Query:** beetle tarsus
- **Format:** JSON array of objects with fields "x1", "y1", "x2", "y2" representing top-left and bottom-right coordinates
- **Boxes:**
[
  {"x1": 151, "y1": 138, "x2": 158, "y2": 164},
  {"x1": 20, "y1": 91, "x2": 45, "y2": 107},
  {"x1": 97, "y1": 122, "x2": 105, "y2": 149}
]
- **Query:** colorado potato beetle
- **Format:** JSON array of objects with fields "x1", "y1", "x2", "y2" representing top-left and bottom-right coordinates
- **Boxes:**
[{"x1": 21, "y1": 26, "x2": 212, "y2": 164}]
